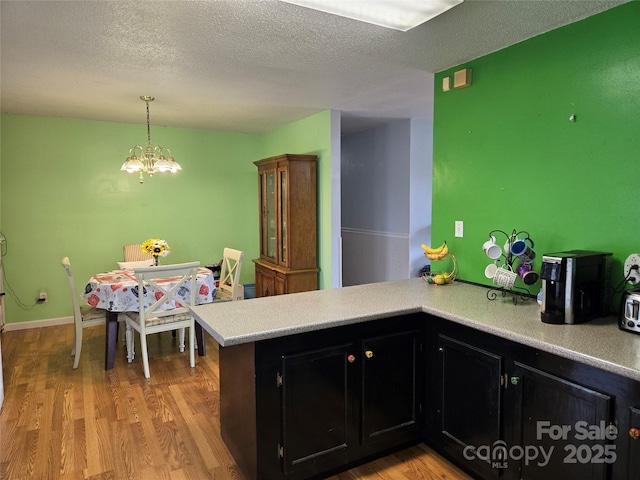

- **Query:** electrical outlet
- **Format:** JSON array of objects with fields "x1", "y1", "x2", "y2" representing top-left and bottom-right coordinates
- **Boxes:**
[
  {"x1": 624, "y1": 254, "x2": 640, "y2": 285},
  {"x1": 455, "y1": 221, "x2": 464, "y2": 238},
  {"x1": 38, "y1": 292, "x2": 48, "y2": 303}
]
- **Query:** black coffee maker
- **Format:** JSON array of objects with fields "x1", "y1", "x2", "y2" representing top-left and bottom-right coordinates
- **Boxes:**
[{"x1": 540, "y1": 250, "x2": 611, "y2": 324}]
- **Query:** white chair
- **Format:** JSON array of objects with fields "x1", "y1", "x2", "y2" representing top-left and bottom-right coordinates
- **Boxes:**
[
  {"x1": 214, "y1": 248, "x2": 244, "y2": 302},
  {"x1": 123, "y1": 244, "x2": 154, "y2": 262},
  {"x1": 61, "y1": 257, "x2": 106, "y2": 369},
  {"x1": 124, "y1": 262, "x2": 199, "y2": 379}
]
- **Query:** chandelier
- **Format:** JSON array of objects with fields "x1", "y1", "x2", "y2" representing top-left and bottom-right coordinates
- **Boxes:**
[{"x1": 120, "y1": 96, "x2": 182, "y2": 183}]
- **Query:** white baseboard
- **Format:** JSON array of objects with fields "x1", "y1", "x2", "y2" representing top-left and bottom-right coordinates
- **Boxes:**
[{"x1": 3, "y1": 316, "x2": 74, "y2": 331}]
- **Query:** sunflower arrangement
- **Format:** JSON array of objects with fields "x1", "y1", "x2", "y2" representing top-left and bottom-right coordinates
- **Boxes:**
[{"x1": 141, "y1": 238, "x2": 171, "y2": 259}]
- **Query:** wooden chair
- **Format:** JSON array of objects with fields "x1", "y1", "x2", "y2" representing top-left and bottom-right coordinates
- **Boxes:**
[
  {"x1": 124, "y1": 262, "x2": 199, "y2": 378},
  {"x1": 123, "y1": 244, "x2": 154, "y2": 262},
  {"x1": 214, "y1": 248, "x2": 244, "y2": 302},
  {"x1": 61, "y1": 257, "x2": 106, "y2": 369}
]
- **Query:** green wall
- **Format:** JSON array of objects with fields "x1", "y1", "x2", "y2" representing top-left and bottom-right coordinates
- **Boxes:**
[
  {"x1": 432, "y1": 2, "x2": 640, "y2": 304},
  {"x1": 1, "y1": 111, "x2": 332, "y2": 324}
]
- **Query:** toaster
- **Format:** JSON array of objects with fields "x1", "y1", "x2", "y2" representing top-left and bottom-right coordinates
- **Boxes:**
[{"x1": 620, "y1": 289, "x2": 640, "y2": 334}]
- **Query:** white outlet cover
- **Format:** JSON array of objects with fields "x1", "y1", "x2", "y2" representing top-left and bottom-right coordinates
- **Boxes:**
[
  {"x1": 624, "y1": 253, "x2": 640, "y2": 285},
  {"x1": 454, "y1": 221, "x2": 463, "y2": 238}
]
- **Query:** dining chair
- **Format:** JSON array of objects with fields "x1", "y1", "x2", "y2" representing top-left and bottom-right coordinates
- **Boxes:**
[
  {"x1": 61, "y1": 257, "x2": 106, "y2": 369},
  {"x1": 124, "y1": 262, "x2": 200, "y2": 378},
  {"x1": 123, "y1": 243, "x2": 154, "y2": 262},
  {"x1": 214, "y1": 248, "x2": 244, "y2": 302}
]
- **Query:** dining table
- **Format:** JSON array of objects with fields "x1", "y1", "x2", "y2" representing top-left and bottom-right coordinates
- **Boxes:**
[{"x1": 82, "y1": 267, "x2": 216, "y2": 370}]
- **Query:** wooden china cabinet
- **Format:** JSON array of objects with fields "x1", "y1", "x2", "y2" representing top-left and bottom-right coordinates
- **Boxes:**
[{"x1": 253, "y1": 154, "x2": 318, "y2": 297}]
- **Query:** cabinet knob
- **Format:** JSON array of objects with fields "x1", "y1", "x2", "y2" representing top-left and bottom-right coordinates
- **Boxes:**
[
  {"x1": 347, "y1": 354, "x2": 356, "y2": 364},
  {"x1": 510, "y1": 376, "x2": 520, "y2": 386},
  {"x1": 630, "y1": 428, "x2": 640, "y2": 440},
  {"x1": 365, "y1": 350, "x2": 374, "y2": 359}
]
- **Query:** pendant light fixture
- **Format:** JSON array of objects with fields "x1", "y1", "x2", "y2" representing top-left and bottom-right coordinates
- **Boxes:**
[{"x1": 120, "y1": 96, "x2": 182, "y2": 184}]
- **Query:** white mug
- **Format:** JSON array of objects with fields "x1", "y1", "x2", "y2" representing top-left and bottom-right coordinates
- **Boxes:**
[
  {"x1": 493, "y1": 265, "x2": 517, "y2": 289},
  {"x1": 484, "y1": 261, "x2": 498, "y2": 279},
  {"x1": 504, "y1": 234, "x2": 519, "y2": 257},
  {"x1": 483, "y1": 236, "x2": 502, "y2": 260}
]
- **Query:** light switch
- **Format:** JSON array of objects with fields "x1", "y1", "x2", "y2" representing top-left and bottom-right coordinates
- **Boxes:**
[
  {"x1": 455, "y1": 221, "x2": 463, "y2": 238},
  {"x1": 442, "y1": 77, "x2": 450, "y2": 92}
]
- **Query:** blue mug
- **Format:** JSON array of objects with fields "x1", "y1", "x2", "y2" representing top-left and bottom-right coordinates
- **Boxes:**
[{"x1": 511, "y1": 238, "x2": 535, "y2": 263}]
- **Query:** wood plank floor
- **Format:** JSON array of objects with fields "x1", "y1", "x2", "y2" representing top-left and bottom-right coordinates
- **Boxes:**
[{"x1": 0, "y1": 324, "x2": 471, "y2": 480}]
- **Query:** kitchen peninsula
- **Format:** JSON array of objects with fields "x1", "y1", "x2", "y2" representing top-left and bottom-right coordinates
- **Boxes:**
[{"x1": 190, "y1": 279, "x2": 640, "y2": 480}]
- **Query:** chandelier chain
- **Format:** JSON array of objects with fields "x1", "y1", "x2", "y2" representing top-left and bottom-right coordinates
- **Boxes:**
[{"x1": 146, "y1": 100, "x2": 151, "y2": 147}]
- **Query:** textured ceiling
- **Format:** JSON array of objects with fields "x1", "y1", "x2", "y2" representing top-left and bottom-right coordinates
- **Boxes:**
[{"x1": 0, "y1": 0, "x2": 628, "y2": 134}]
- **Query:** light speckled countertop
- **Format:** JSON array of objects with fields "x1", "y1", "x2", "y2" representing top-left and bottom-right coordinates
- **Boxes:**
[{"x1": 190, "y1": 278, "x2": 640, "y2": 382}]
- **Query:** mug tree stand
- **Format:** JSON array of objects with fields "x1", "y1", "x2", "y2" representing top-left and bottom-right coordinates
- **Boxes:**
[{"x1": 485, "y1": 228, "x2": 533, "y2": 305}]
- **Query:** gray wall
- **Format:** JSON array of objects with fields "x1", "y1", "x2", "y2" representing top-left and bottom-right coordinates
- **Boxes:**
[
  {"x1": 408, "y1": 118, "x2": 433, "y2": 277},
  {"x1": 341, "y1": 118, "x2": 432, "y2": 285}
]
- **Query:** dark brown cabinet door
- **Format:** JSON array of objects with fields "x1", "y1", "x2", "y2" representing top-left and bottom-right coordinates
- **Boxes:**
[
  {"x1": 276, "y1": 317, "x2": 425, "y2": 479},
  {"x1": 362, "y1": 329, "x2": 423, "y2": 445},
  {"x1": 437, "y1": 334, "x2": 504, "y2": 479},
  {"x1": 508, "y1": 362, "x2": 611, "y2": 480},
  {"x1": 430, "y1": 319, "x2": 638, "y2": 480},
  {"x1": 626, "y1": 407, "x2": 640, "y2": 478},
  {"x1": 280, "y1": 343, "x2": 357, "y2": 476}
]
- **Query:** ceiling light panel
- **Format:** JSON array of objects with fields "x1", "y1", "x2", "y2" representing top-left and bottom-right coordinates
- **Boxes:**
[{"x1": 280, "y1": 0, "x2": 463, "y2": 31}]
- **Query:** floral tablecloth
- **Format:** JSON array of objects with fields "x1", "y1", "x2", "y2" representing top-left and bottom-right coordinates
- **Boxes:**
[{"x1": 83, "y1": 267, "x2": 215, "y2": 312}]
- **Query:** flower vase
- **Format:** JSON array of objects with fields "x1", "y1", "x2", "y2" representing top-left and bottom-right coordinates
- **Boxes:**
[{"x1": 153, "y1": 255, "x2": 159, "y2": 266}]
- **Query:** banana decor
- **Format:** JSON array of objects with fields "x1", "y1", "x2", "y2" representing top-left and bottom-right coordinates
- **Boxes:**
[
  {"x1": 421, "y1": 241, "x2": 448, "y2": 260},
  {"x1": 421, "y1": 242, "x2": 458, "y2": 285}
]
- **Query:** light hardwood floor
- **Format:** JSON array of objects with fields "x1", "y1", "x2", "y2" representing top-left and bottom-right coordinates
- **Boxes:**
[{"x1": 0, "y1": 324, "x2": 471, "y2": 480}]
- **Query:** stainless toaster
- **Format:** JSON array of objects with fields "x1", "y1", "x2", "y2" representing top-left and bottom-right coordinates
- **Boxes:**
[{"x1": 620, "y1": 289, "x2": 640, "y2": 334}]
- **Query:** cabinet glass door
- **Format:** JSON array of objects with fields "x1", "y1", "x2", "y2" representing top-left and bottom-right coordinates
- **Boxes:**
[
  {"x1": 279, "y1": 168, "x2": 287, "y2": 266},
  {"x1": 261, "y1": 170, "x2": 277, "y2": 261}
]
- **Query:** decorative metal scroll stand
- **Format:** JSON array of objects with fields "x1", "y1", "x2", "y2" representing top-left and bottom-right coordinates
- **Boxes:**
[{"x1": 486, "y1": 229, "x2": 532, "y2": 305}]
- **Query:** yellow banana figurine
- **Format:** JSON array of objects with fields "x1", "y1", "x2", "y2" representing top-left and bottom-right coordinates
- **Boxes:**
[
  {"x1": 421, "y1": 241, "x2": 448, "y2": 260},
  {"x1": 421, "y1": 241, "x2": 447, "y2": 254}
]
